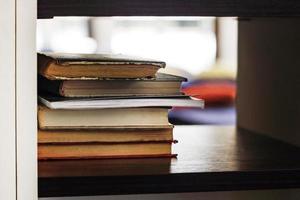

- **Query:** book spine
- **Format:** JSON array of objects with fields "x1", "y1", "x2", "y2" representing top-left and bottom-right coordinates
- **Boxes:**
[
  {"x1": 38, "y1": 154, "x2": 177, "y2": 160},
  {"x1": 38, "y1": 75, "x2": 63, "y2": 96},
  {"x1": 38, "y1": 53, "x2": 54, "y2": 77}
]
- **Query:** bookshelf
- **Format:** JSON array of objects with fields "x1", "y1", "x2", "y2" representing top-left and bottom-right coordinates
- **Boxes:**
[
  {"x1": 38, "y1": 0, "x2": 300, "y2": 18},
  {"x1": 3, "y1": 0, "x2": 298, "y2": 199},
  {"x1": 39, "y1": 126, "x2": 300, "y2": 197}
]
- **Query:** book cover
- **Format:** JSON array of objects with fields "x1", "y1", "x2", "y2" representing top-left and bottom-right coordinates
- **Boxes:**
[
  {"x1": 38, "y1": 73, "x2": 186, "y2": 97},
  {"x1": 38, "y1": 95, "x2": 204, "y2": 110},
  {"x1": 38, "y1": 106, "x2": 170, "y2": 130},
  {"x1": 38, "y1": 52, "x2": 166, "y2": 80},
  {"x1": 38, "y1": 142, "x2": 175, "y2": 160},
  {"x1": 38, "y1": 127, "x2": 174, "y2": 144}
]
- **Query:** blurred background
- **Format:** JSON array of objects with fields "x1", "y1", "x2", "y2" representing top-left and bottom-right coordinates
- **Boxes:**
[{"x1": 37, "y1": 17, "x2": 237, "y2": 125}]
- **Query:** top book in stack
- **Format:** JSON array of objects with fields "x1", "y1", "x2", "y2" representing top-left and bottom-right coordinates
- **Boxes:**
[{"x1": 38, "y1": 52, "x2": 166, "y2": 80}]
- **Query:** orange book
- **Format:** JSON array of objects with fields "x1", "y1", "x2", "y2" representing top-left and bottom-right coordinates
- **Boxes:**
[
  {"x1": 38, "y1": 127, "x2": 173, "y2": 144},
  {"x1": 38, "y1": 142, "x2": 175, "y2": 160}
]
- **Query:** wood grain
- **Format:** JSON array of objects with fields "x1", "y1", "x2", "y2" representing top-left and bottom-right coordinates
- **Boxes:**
[
  {"x1": 38, "y1": 0, "x2": 300, "y2": 18},
  {"x1": 39, "y1": 126, "x2": 300, "y2": 197}
]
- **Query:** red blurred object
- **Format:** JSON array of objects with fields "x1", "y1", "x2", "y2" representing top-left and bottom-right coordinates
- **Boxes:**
[{"x1": 182, "y1": 83, "x2": 236, "y2": 106}]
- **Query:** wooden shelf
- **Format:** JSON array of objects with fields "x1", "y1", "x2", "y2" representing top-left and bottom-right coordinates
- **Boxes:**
[
  {"x1": 38, "y1": 0, "x2": 300, "y2": 18},
  {"x1": 38, "y1": 126, "x2": 300, "y2": 197}
]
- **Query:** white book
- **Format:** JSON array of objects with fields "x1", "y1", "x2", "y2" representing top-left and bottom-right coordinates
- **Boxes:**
[
  {"x1": 38, "y1": 106, "x2": 171, "y2": 130},
  {"x1": 39, "y1": 96, "x2": 204, "y2": 110}
]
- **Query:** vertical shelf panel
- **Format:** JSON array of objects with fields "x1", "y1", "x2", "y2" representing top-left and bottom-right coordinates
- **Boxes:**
[
  {"x1": 0, "y1": 0, "x2": 16, "y2": 199},
  {"x1": 16, "y1": 0, "x2": 37, "y2": 199},
  {"x1": 237, "y1": 18, "x2": 300, "y2": 146}
]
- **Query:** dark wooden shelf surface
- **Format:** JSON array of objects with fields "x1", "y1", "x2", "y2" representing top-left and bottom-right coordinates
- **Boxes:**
[
  {"x1": 38, "y1": 126, "x2": 300, "y2": 197},
  {"x1": 38, "y1": 0, "x2": 300, "y2": 18}
]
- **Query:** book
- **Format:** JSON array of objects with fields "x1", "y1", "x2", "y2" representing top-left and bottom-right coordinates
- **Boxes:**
[
  {"x1": 39, "y1": 158, "x2": 172, "y2": 177},
  {"x1": 38, "y1": 73, "x2": 186, "y2": 97},
  {"x1": 38, "y1": 52, "x2": 165, "y2": 79},
  {"x1": 39, "y1": 95, "x2": 204, "y2": 110},
  {"x1": 38, "y1": 142, "x2": 174, "y2": 160},
  {"x1": 38, "y1": 106, "x2": 170, "y2": 130},
  {"x1": 38, "y1": 127, "x2": 174, "y2": 144}
]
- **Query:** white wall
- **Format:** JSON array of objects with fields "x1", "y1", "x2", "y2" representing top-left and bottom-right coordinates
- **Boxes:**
[{"x1": 0, "y1": 0, "x2": 16, "y2": 199}]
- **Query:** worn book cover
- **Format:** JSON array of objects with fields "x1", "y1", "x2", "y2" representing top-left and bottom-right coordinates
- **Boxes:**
[{"x1": 38, "y1": 52, "x2": 166, "y2": 80}]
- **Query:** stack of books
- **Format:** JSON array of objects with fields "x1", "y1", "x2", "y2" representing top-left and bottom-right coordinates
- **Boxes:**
[{"x1": 37, "y1": 53, "x2": 203, "y2": 160}]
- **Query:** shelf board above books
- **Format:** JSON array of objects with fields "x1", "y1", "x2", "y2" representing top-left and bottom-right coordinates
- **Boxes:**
[
  {"x1": 38, "y1": 0, "x2": 300, "y2": 18},
  {"x1": 39, "y1": 125, "x2": 300, "y2": 197}
]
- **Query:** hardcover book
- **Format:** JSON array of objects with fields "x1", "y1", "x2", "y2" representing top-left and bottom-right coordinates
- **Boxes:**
[
  {"x1": 38, "y1": 127, "x2": 174, "y2": 144},
  {"x1": 38, "y1": 106, "x2": 170, "y2": 130},
  {"x1": 38, "y1": 142, "x2": 175, "y2": 160},
  {"x1": 38, "y1": 73, "x2": 186, "y2": 97},
  {"x1": 38, "y1": 52, "x2": 165, "y2": 79}
]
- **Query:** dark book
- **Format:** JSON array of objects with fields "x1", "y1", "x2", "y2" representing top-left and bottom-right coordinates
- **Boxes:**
[
  {"x1": 38, "y1": 52, "x2": 166, "y2": 80},
  {"x1": 38, "y1": 73, "x2": 187, "y2": 97}
]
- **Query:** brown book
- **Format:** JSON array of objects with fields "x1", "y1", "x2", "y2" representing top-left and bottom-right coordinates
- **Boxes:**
[
  {"x1": 39, "y1": 158, "x2": 172, "y2": 177},
  {"x1": 38, "y1": 127, "x2": 173, "y2": 144},
  {"x1": 38, "y1": 106, "x2": 170, "y2": 130},
  {"x1": 38, "y1": 52, "x2": 165, "y2": 80},
  {"x1": 38, "y1": 73, "x2": 186, "y2": 97},
  {"x1": 38, "y1": 142, "x2": 174, "y2": 160}
]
